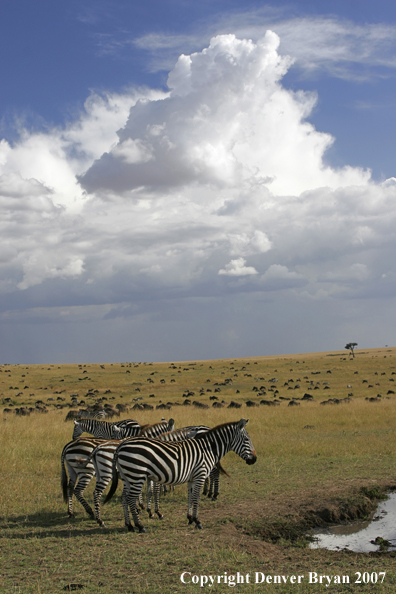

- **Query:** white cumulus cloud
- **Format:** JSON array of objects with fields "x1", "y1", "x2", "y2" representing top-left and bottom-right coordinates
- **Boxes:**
[{"x1": 0, "y1": 31, "x2": 395, "y2": 363}]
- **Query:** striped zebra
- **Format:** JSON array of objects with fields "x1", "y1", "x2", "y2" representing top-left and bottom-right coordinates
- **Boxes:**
[
  {"x1": 150, "y1": 426, "x2": 228, "y2": 508},
  {"x1": 138, "y1": 418, "x2": 175, "y2": 438},
  {"x1": 73, "y1": 418, "x2": 175, "y2": 526},
  {"x1": 61, "y1": 437, "x2": 108, "y2": 518},
  {"x1": 103, "y1": 419, "x2": 257, "y2": 532},
  {"x1": 178, "y1": 425, "x2": 229, "y2": 501},
  {"x1": 72, "y1": 418, "x2": 140, "y2": 440}
]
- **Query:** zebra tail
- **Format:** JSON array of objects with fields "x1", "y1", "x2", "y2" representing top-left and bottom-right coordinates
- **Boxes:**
[
  {"x1": 80, "y1": 445, "x2": 99, "y2": 469},
  {"x1": 103, "y1": 453, "x2": 119, "y2": 504},
  {"x1": 217, "y1": 460, "x2": 230, "y2": 477},
  {"x1": 61, "y1": 450, "x2": 69, "y2": 503}
]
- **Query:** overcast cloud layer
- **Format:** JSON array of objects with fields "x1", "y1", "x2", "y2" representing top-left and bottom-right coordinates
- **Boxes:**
[{"x1": 1, "y1": 29, "x2": 395, "y2": 363}]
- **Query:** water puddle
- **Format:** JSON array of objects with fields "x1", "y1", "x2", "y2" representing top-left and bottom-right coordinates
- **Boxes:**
[{"x1": 310, "y1": 493, "x2": 396, "y2": 553}]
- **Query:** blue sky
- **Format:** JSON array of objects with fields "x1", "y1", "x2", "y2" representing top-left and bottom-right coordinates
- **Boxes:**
[{"x1": 0, "y1": 0, "x2": 396, "y2": 363}]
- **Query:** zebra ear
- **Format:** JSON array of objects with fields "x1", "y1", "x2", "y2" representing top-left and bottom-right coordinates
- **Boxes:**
[{"x1": 238, "y1": 418, "x2": 248, "y2": 429}]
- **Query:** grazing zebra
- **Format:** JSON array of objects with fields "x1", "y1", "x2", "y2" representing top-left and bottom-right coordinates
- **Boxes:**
[
  {"x1": 72, "y1": 418, "x2": 141, "y2": 440},
  {"x1": 113, "y1": 418, "x2": 142, "y2": 438},
  {"x1": 74, "y1": 418, "x2": 175, "y2": 526},
  {"x1": 104, "y1": 418, "x2": 257, "y2": 533},
  {"x1": 61, "y1": 437, "x2": 108, "y2": 518},
  {"x1": 72, "y1": 418, "x2": 123, "y2": 440}
]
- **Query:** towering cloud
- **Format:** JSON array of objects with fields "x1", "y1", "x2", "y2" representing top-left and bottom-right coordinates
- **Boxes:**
[{"x1": 0, "y1": 31, "x2": 395, "y2": 362}]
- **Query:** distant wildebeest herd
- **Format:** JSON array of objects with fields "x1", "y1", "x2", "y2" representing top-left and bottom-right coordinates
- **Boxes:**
[{"x1": 61, "y1": 417, "x2": 257, "y2": 533}]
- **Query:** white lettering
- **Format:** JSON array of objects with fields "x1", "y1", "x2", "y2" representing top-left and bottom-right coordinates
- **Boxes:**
[
  {"x1": 181, "y1": 572, "x2": 191, "y2": 584},
  {"x1": 309, "y1": 572, "x2": 318, "y2": 584},
  {"x1": 255, "y1": 573, "x2": 265, "y2": 584}
]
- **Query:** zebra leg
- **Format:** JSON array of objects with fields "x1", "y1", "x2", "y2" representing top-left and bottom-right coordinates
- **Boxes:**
[
  {"x1": 67, "y1": 477, "x2": 76, "y2": 517},
  {"x1": 93, "y1": 474, "x2": 111, "y2": 527},
  {"x1": 146, "y1": 480, "x2": 154, "y2": 518},
  {"x1": 121, "y1": 483, "x2": 134, "y2": 532},
  {"x1": 187, "y1": 481, "x2": 194, "y2": 524},
  {"x1": 128, "y1": 481, "x2": 147, "y2": 533},
  {"x1": 202, "y1": 477, "x2": 209, "y2": 496},
  {"x1": 74, "y1": 474, "x2": 95, "y2": 518},
  {"x1": 191, "y1": 478, "x2": 205, "y2": 529},
  {"x1": 209, "y1": 467, "x2": 220, "y2": 501},
  {"x1": 153, "y1": 482, "x2": 163, "y2": 519},
  {"x1": 65, "y1": 461, "x2": 78, "y2": 517},
  {"x1": 138, "y1": 488, "x2": 145, "y2": 510}
]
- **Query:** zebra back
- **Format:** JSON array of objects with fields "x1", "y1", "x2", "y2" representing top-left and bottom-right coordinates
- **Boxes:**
[
  {"x1": 139, "y1": 418, "x2": 175, "y2": 438},
  {"x1": 156, "y1": 427, "x2": 199, "y2": 442},
  {"x1": 116, "y1": 419, "x2": 141, "y2": 438},
  {"x1": 72, "y1": 418, "x2": 123, "y2": 440}
]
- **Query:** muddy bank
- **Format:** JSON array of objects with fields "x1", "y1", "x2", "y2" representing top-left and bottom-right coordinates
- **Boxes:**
[{"x1": 232, "y1": 482, "x2": 396, "y2": 546}]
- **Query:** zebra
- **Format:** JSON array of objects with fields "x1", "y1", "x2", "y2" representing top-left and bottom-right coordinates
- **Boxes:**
[
  {"x1": 178, "y1": 425, "x2": 229, "y2": 501},
  {"x1": 72, "y1": 418, "x2": 140, "y2": 440},
  {"x1": 73, "y1": 418, "x2": 176, "y2": 526},
  {"x1": 138, "y1": 418, "x2": 174, "y2": 438},
  {"x1": 61, "y1": 437, "x2": 109, "y2": 519},
  {"x1": 103, "y1": 418, "x2": 257, "y2": 532},
  {"x1": 153, "y1": 426, "x2": 228, "y2": 505}
]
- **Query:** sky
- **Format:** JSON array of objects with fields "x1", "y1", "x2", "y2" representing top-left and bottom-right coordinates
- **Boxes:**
[{"x1": 1, "y1": 0, "x2": 396, "y2": 364}]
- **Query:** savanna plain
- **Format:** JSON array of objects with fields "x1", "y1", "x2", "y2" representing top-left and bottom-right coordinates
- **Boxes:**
[{"x1": 1, "y1": 348, "x2": 396, "y2": 593}]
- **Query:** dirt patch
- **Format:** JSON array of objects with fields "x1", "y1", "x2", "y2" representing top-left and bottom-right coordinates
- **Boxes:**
[{"x1": 199, "y1": 480, "x2": 395, "y2": 563}]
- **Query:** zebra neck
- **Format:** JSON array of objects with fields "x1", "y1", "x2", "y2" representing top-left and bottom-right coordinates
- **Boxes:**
[{"x1": 204, "y1": 430, "x2": 232, "y2": 462}]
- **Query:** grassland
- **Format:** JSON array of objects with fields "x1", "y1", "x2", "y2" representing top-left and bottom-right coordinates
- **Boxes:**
[{"x1": 1, "y1": 348, "x2": 396, "y2": 593}]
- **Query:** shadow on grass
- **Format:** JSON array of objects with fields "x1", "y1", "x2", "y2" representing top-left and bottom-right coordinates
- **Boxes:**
[{"x1": 0, "y1": 510, "x2": 131, "y2": 539}]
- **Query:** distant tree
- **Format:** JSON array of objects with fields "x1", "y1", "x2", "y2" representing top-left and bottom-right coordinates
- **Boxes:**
[{"x1": 345, "y1": 342, "x2": 358, "y2": 358}]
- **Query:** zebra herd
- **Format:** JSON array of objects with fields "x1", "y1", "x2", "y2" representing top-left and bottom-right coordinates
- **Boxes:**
[{"x1": 61, "y1": 417, "x2": 257, "y2": 532}]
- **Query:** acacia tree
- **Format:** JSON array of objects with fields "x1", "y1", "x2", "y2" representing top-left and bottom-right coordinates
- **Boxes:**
[{"x1": 345, "y1": 342, "x2": 358, "y2": 358}]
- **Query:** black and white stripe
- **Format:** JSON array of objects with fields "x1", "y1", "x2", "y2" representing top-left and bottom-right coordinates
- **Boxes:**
[
  {"x1": 72, "y1": 418, "x2": 140, "y2": 440},
  {"x1": 104, "y1": 418, "x2": 257, "y2": 532},
  {"x1": 73, "y1": 419, "x2": 175, "y2": 526},
  {"x1": 61, "y1": 437, "x2": 108, "y2": 519}
]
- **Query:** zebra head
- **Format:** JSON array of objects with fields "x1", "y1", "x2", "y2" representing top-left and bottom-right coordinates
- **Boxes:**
[
  {"x1": 72, "y1": 420, "x2": 84, "y2": 439},
  {"x1": 231, "y1": 419, "x2": 257, "y2": 465},
  {"x1": 110, "y1": 424, "x2": 123, "y2": 438}
]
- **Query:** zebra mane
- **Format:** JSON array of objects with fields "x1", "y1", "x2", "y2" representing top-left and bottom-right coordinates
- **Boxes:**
[
  {"x1": 139, "y1": 418, "x2": 175, "y2": 436},
  {"x1": 193, "y1": 419, "x2": 248, "y2": 439}
]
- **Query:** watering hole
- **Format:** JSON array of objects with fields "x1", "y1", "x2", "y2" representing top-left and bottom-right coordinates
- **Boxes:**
[{"x1": 310, "y1": 493, "x2": 396, "y2": 553}]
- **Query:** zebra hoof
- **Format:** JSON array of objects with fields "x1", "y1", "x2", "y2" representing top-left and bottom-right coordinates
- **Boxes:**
[
  {"x1": 138, "y1": 526, "x2": 146, "y2": 533},
  {"x1": 127, "y1": 524, "x2": 135, "y2": 532},
  {"x1": 195, "y1": 522, "x2": 203, "y2": 530},
  {"x1": 211, "y1": 496, "x2": 218, "y2": 502},
  {"x1": 156, "y1": 513, "x2": 164, "y2": 520}
]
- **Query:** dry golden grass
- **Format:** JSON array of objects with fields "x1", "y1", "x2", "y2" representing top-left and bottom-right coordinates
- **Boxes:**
[{"x1": 1, "y1": 347, "x2": 396, "y2": 593}]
